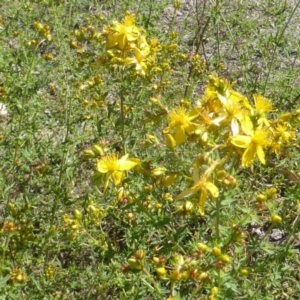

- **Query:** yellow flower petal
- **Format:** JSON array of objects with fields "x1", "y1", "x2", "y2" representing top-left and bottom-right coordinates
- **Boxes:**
[
  {"x1": 253, "y1": 94, "x2": 272, "y2": 113},
  {"x1": 103, "y1": 173, "x2": 111, "y2": 193},
  {"x1": 112, "y1": 170, "x2": 124, "y2": 186},
  {"x1": 174, "y1": 125, "x2": 186, "y2": 145},
  {"x1": 97, "y1": 160, "x2": 115, "y2": 173},
  {"x1": 231, "y1": 135, "x2": 251, "y2": 148},
  {"x1": 256, "y1": 145, "x2": 266, "y2": 164},
  {"x1": 175, "y1": 187, "x2": 197, "y2": 200},
  {"x1": 231, "y1": 118, "x2": 239, "y2": 136},
  {"x1": 199, "y1": 189, "x2": 208, "y2": 216},
  {"x1": 241, "y1": 116, "x2": 254, "y2": 136},
  {"x1": 205, "y1": 182, "x2": 219, "y2": 198},
  {"x1": 118, "y1": 155, "x2": 138, "y2": 171},
  {"x1": 242, "y1": 143, "x2": 256, "y2": 166},
  {"x1": 165, "y1": 133, "x2": 176, "y2": 148}
]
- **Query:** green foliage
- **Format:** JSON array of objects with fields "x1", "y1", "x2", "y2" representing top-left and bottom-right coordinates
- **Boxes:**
[{"x1": 0, "y1": 0, "x2": 300, "y2": 299}]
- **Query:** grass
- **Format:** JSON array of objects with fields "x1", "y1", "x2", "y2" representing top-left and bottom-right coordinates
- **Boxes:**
[{"x1": 0, "y1": 0, "x2": 300, "y2": 299}]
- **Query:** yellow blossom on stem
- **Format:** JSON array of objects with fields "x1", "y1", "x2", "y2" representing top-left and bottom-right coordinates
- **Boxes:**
[
  {"x1": 96, "y1": 153, "x2": 138, "y2": 192},
  {"x1": 231, "y1": 119, "x2": 272, "y2": 166},
  {"x1": 214, "y1": 98, "x2": 247, "y2": 135},
  {"x1": 164, "y1": 107, "x2": 199, "y2": 146},
  {"x1": 105, "y1": 13, "x2": 141, "y2": 50},
  {"x1": 123, "y1": 46, "x2": 149, "y2": 76},
  {"x1": 175, "y1": 159, "x2": 220, "y2": 215},
  {"x1": 202, "y1": 75, "x2": 251, "y2": 113},
  {"x1": 252, "y1": 94, "x2": 273, "y2": 126}
]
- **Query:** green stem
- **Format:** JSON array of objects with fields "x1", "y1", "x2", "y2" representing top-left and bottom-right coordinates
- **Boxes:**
[
  {"x1": 119, "y1": 91, "x2": 127, "y2": 156},
  {"x1": 215, "y1": 196, "x2": 221, "y2": 240},
  {"x1": 142, "y1": 268, "x2": 161, "y2": 294}
]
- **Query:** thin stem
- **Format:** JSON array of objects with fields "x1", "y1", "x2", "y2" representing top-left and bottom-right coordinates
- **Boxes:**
[
  {"x1": 215, "y1": 196, "x2": 221, "y2": 239},
  {"x1": 263, "y1": 0, "x2": 300, "y2": 93},
  {"x1": 142, "y1": 268, "x2": 162, "y2": 294},
  {"x1": 184, "y1": 1, "x2": 211, "y2": 98},
  {"x1": 119, "y1": 90, "x2": 127, "y2": 155}
]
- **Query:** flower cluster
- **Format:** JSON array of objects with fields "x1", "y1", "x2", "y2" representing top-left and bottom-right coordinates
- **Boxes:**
[
  {"x1": 102, "y1": 12, "x2": 157, "y2": 76},
  {"x1": 160, "y1": 75, "x2": 299, "y2": 214}
]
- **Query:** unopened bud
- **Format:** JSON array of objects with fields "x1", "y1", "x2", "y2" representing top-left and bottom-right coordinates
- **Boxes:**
[
  {"x1": 165, "y1": 134, "x2": 176, "y2": 149},
  {"x1": 219, "y1": 254, "x2": 231, "y2": 263},
  {"x1": 256, "y1": 194, "x2": 266, "y2": 203},
  {"x1": 169, "y1": 270, "x2": 181, "y2": 281},
  {"x1": 223, "y1": 175, "x2": 237, "y2": 187},
  {"x1": 271, "y1": 215, "x2": 282, "y2": 224},
  {"x1": 82, "y1": 149, "x2": 95, "y2": 159},
  {"x1": 216, "y1": 170, "x2": 227, "y2": 180},
  {"x1": 199, "y1": 272, "x2": 209, "y2": 282},
  {"x1": 156, "y1": 267, "x2": 167, "y2": 277},
  {"x1": 73, "y1": 209, "x2": 82, "y2": 220},
  {"x1": 127, "y1": 258, "x2": 142, "y2": 271},
  {"x1": 184, "y1": 201, "x2": 194, "y2": 213},
  {"x1": 151, "y1": 167, "x2": 167, "y2": 177},
  {"x1": 134, "y1": 249, "x2": 145, "y2": 260},
  {"x1": 239, "y1": 268, "x2": 249, "y2": 276},
  {"x1": 211, "y1": 247, "x2": 221, "y2": 257},
  {"x1": 265, "y1": 187, "x2": 277, "y2": 199},
  {"x1": 161, "y1": 173, "x2": 178, "y2": 186},
  {"x1": 92, "y1": 144, "x2": 104, "y2": 156},
  {"x1": 211, "y1": 287, "x2": 219, "y2": 295},
  {"x1": 197, "y1": 243, "x2": 208, "y2": 253}
]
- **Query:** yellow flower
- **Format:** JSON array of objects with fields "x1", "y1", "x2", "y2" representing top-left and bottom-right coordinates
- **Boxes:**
[
  {"x1": 164, "y1": 107, "x2": 199, "y2": 146},
  {"x1": 269, "y1": 120, "x2": 296, "y2": 155},
  {"x1": 231, "y1": 119, "x2": 272, "y2": 166},
  {"x1": 252, "y1": 94, "x2": 273, "y2": 126},
  {"x1": 175, "y1": 160, "x2": 219, "y2": 215},
  {"x1": 105, "y1": 13, "x2": 140, "y2": 50},
  {"x1": 214, "y1": 98, "x2": 247, "y2": 135},
  {"x1": 274, "y1": 121, "x2": 295, "y2": 144},
  {"x1": 202, "y1": 75, "x2": 251, "y2": 113},
  {"x1": 123, "y1": 46, "x2": 149, "y2": 76},
  {"x1": 96, "y1": 153, "x2": 138, "y2": 191}
]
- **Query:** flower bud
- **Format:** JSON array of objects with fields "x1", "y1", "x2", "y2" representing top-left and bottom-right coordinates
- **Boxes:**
[
  {"x1": 184, "y1": 201, "x2": 194, "y2": 213},
  {"x1": 134, "y1": 249, "x2": 145, "y2": 260},
  {"x1": 171, "y1": 254, "x2": 184, "y2": 267},
  {"x1": 279, "y1": 112, "x2": 292, "y2": 121},
  {"x1": 199, "y1": 272, "x2": 209, "y2": 282},
  {"x1": 216, "y1": 170, "x2": 227, "y2": 180},
  {"x1": 169, "y1": 270, "x2": 181, "y2": 281},
  {"x1": 211, "y1": 287, "x2": 219, "y2": 295},
  {"x1": 197, "y1": 243, "x2": 208, "y2": 253},
  {"x1": 117, "y1": 187, "x2": 125, "y2": 201},
  {"x1": 271, "y1": 215, "x2": 282, "y2": 224},
  {"x1": 239, "y1": 268, "x2": 249, "y2": 276},
  {"x1": 152, "y1": 257, "x2": 160, "y2": 265},
  {"x1": 82, "y1": 149, "x2": 95, "y2": 159},
  {"x1": 201, "y1": 132, "x2": 208, "y2": 143},
  {"x1": 256, "y1": 194, "x2": 266, "y2": 203},
  {"x1": 73, "y1": 209, "x2": 82, "y2": 220},
  {"x1": 165, "y1": 134, "x2": 176, "y2": 149},
  {"x1": 127, "y1": 258, "x2": 142, "y2": 271},
  {"x1": 151, "y1": 167, "x2": 167, "y2": 177},
  {"x1": 223, "y1": 175, "x2": 237, "y2": 187},
  {"x1": 265, "y1": 187, "x2": 277, "y2": 199},
  {"x1": 161, "y1": 173, "x2": 178, "y2": 187},
  {"x1": 211, "y1": 247, "x2": 221, "y2": 257},
  {"x1": 156, "y1": 267, "x2": 167, "y2": 277},
  {"x1": 92, "y1": 144, "x2": 105, "y2": 156},
  {"x1": 87, "y1": 205, "x2": 97, "y2": 213},
  {"x1": 219, "y1": 254, "x2": 231, "y2": 264}
]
